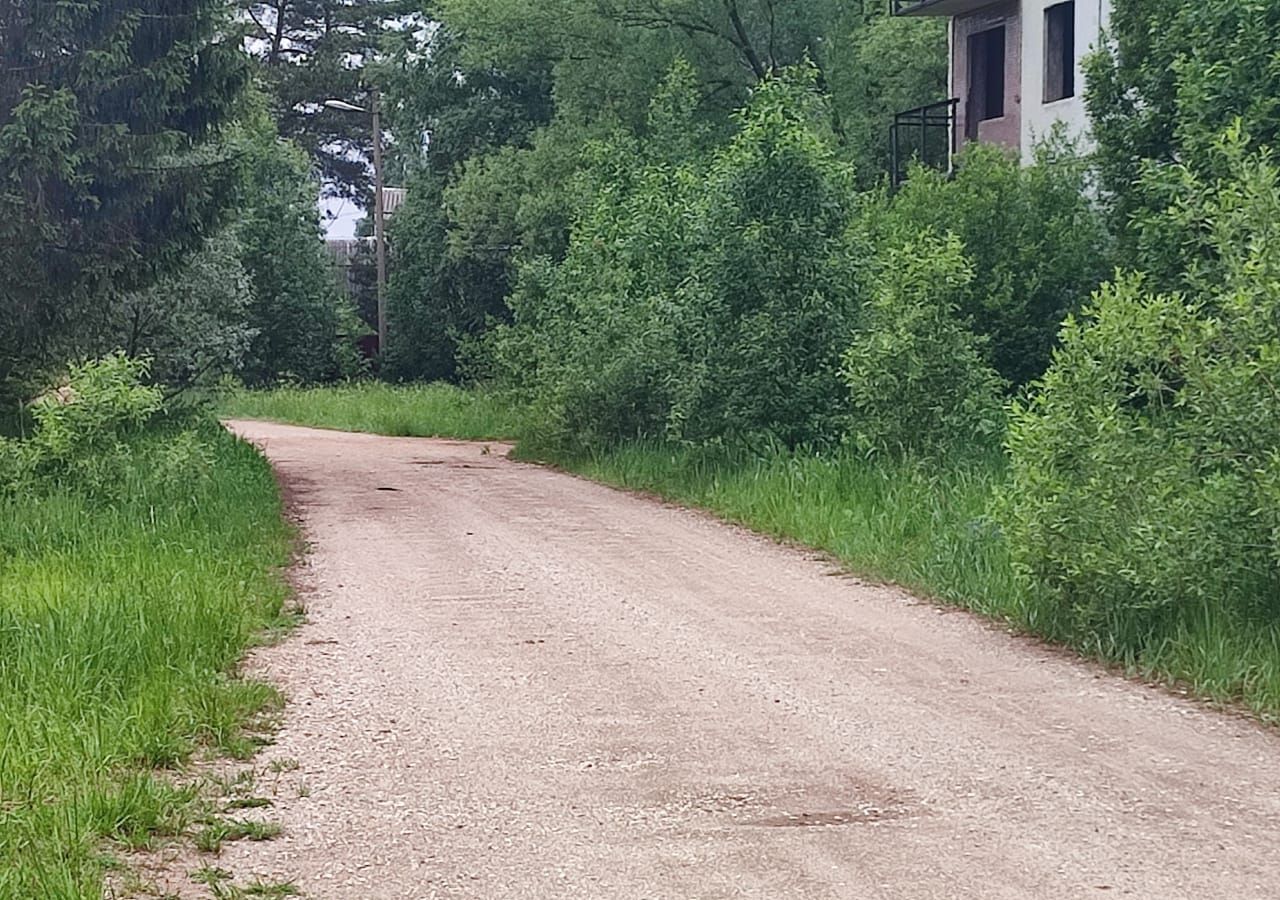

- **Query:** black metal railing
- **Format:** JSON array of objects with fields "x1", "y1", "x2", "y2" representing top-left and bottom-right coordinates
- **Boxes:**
[{"x1": 890, "y1": 98, "x2": 958, "y2": 189}]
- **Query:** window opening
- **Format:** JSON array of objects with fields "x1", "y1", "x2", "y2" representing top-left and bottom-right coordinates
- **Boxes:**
[
  {"x1": 1044, "y1": 2, "x2": 1076, "y2": 102},
  {"x1": 967, "y1": 25, "x2": 1006, "y2": 139}
]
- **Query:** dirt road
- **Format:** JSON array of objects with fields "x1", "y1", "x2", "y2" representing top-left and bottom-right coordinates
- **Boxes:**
[{"x1": 214, "y1": 421, "x2": 1280, "y2": 899}]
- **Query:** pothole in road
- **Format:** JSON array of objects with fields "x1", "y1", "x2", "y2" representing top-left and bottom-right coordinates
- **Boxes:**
[
  {"x1": 412, "y1": 460, "x2": 501, "y2": 470},
  {"x1": 746, "y1": 805, "x2": 910, "y2": 827},
  {"x1": 679, "y1": 784, "x2": 917, "y2": 828}
]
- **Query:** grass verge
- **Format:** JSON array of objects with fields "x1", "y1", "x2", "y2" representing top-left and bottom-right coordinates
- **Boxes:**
[
  {"x1": 0, "y1": 420, "x2": 293, "y2": 899},
  {"x1": 223, "y1": 382, "x2": 1280, "y2": 722},
  {"x1": 555, "y1": 441, "x2": 1280, "y2": 721},
  {"x1": 218, "y1": 382, "x2": 524, "y2": 440}
]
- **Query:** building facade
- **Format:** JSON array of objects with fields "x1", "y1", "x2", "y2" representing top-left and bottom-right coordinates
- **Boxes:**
[{"x1": 891, "y1": 0, "x2": 1110, "y2": 178}]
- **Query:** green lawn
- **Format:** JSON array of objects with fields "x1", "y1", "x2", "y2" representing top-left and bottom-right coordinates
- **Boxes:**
[
  {"x1": 0, "y1": 421, "x2": 293, "y2": 898},
  {"x1": 222, "y1": 382, "x2": 1280, "y2": 723}
]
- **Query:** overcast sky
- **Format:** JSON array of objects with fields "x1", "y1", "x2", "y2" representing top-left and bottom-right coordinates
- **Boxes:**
[{"x1": 321, "y1": 194, "x2": 364, "y2": 239}]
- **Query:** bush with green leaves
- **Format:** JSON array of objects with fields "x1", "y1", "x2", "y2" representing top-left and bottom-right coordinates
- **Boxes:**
[
  {"x1": 1086, "y1": 0, "x2": 1280, "y2": 252},
  {"x1": 481, "y1": 66, "x2": 868, "y2": 451},
  {"x1": 1, "y1": 354, "x2": 161, "y2": 496},
  {"x1": 476, "y1": 65, "x2": 707, "y2": 450},
  {"x1": 107, "y1": 230, "x2": 256, "y2": 387},
  {"x1": 665, "y1": 68, "x2": 864, "y2": 447},
  {"x1": 1000, "y1": 139, "x2": 1280, "y2": 651},
  {"x1": 515, "y1": 155, "x2": 700, "y2": 450},
  {"x1": 843, "y1": 233, "x2": 1004, "y2": 455},
  {"x1": 880, "y1": 141, "x2": 1111, "y2": 387},
  {"x1": 0, "y1": 352, "x2": 235, "y2": 506}
]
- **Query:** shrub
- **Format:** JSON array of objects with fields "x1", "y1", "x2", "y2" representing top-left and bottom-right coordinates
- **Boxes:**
[
  {"x1": 999, "y1": 140, "x2": 1280, "y2": 650},
  {"x1": 1, "y1": 353, "x2": 163, "y2": 496},
  {"x1": 881, "y1": 141, "x2": 1111, "y2": 387},
  {"x1": 479, "y1": 124, "x2": 701, "y2": 451},
  {"x1": 1086, "y1": 0, "x2": 1280, "y2": 246},
  {"x1": 665, "y1": 67, "x2": 864, "y2": 447},
  {"x1": 108, "y1": 230, "x2": 255, "y2": 387},
  {"x1": 843, "y1": 233, "x2": 1005, "y2": 455},
  {"x1": 486, "y1": 66, "x2": 870, "y2": 451}
]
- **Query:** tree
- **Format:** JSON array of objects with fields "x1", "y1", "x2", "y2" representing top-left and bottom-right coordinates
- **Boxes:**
[
  {"x1": 825, "y1": 10, "x2": 947, "y2": 185},
  {"x1": 107, "y1": 231, "x2": 256, "y2": 388},
  {"x1": 479, "y1": 66, "x2": 869, "y2": 449},
  {"x1": 234, "y1": 112, "x2": 366, "y2": 384},
  {"x1": 879, "y1": 140, "x2": 1112, "y2": 387},
  {"x1": 442, "y1": 0, "x2": 847, "y2": 126},
  {"x1": 1085, "y1": 0, "x2": 1280, "y2": 253},
  {"x1": 384, "y1": 26, "x2": 553, "y2": 178},
  {"x1": 0, "y1": 0, "x2": 247, "y2": 399},
  {"x1": 380, "y1": 23, "x2": 556, "y2": 381},
  {"x1": 240, "y1": 0, "x2": 413, "y2": 202},
  {"x1": 382, "y1": 1, "x2": 952, "y2": 384}
]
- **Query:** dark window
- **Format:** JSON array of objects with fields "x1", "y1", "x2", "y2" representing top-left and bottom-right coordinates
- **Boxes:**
[
  {"x1": 1044, "y1": 2, "x2": 1076, "y2": 102},
  {"x1": 967, "y1": 25, "x2": 1006, "y2": 138}
]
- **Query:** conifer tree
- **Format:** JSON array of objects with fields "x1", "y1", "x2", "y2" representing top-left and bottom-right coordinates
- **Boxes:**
[
  {"x1": 0, "y1": 0, "x2": 247, "y2": 398},
  {"x1": 241, "y1": 0, "x2": 412, "y2": 202}
]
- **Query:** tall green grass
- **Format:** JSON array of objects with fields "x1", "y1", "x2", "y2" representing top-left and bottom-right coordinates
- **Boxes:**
[
  {"x1": 218, "y1": 382, "x2": 524, "y2": 440},
  {"x1": 0, "y1": 422, "x2": 292, "y2": 899},
  {"x1": 558, "y1": 441, "x2": 1280, "y2": 719},
  {"x1": 223, "y1": 382, "x2": 1280, "y2": 721},
  {"x1": 560, "y1": 441, "x2": 1019, "y2": 616}
]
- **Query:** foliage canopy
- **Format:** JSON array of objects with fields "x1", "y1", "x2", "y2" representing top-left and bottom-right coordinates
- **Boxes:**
[{"x1": 0, "y1": 0, "x2": 248, "y2": 399}]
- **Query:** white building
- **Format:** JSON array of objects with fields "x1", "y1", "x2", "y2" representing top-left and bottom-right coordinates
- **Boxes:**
[{"x1": 891, "y1": 0, "x2": 1111, "y2": 177}]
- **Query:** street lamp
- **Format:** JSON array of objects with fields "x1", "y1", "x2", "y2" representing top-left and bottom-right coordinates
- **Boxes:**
[{"x1": 324, "y1": 93, "x2": 387, "y2": 355}]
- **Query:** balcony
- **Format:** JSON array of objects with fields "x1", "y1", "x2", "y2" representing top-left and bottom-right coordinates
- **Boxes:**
[
  {"x1": 892, "y1": 0, "x2": 1001, "y2": 16},
  {"x1": 890, "y1": 98, "x2": 958, "y2": 188}
]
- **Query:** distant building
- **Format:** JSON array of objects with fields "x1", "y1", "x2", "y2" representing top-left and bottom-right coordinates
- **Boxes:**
[
  {"x1": 325, "y1": 238, "x2": 369, "y2": 300},
  {"x1": 323, "y1": 186, "x2": 407, "y2": 301},
  {"x1": 380, "y1": 187, "x2": 408, "y2": 218},
  {"x1": 890, "y1": 0, "x2": 1110, "y2": 183}
]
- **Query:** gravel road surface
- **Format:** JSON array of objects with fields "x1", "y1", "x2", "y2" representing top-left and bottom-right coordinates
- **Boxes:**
[{"x1": 210, "y1": 420, "x2": 1280, "y2": 899}]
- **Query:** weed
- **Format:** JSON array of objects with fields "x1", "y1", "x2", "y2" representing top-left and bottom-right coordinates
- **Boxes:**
[
  {"x1": 192, "y1": 865, "x2": 235, "y2": 887},
  {"x1": 240, "y1": 879, "x2": 301, "y2": 898},
  {"x1": 194, "y1": 818, "x2": 283, "y2": 854},
  {"x1": 195, "y1": 867, "x2": 300, "y2": 900},
  {"x1": 225, "y1": 796, "x2": 273, "y2": 811}
]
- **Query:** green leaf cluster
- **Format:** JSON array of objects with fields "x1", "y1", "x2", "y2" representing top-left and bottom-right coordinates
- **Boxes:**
[
  {"x1": 1085, "y1": 0, "x2": 1280, "y2": 263},
  {"x1": 1000, "y1": 136, "x2": 1280, "y2": 648},
  {"x1": 842, "y1": 233, "x2": 1005, "y2": 455},
  {"x1": 0, "y1": 354, "x2": 163, "y2": 497},
  {"x1": 474, "y1": 67, "x2": 1094, "y2": 455},
  {"x1": 379, "y1": 2, "x2": 949, "y2": 382},
  {"x1": 478, "y1": 68, "x2": 863, "y2": 451},
  {"x1": 878, "y1": 140, "x2": 1111, "y2": 386}
]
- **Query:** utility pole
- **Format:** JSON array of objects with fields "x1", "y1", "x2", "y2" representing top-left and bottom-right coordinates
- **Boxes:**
[
  {"x1": 371, "y1": 88, "x2": 387, "y2": 355},
  {"x1": 324, "y1": 92, "x2": 389, "y2": 356}
]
